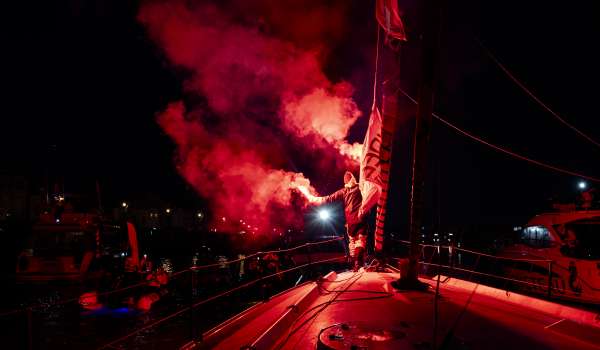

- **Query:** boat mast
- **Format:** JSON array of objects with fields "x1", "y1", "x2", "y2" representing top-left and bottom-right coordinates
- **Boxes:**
[{"x1": 396, "y1": 0, "x2": 443, "y2": 288}]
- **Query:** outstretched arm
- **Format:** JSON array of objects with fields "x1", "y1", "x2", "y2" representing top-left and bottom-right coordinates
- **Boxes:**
[{"x1": 315, "y1": 188, "x2": 345, "y2": 205}]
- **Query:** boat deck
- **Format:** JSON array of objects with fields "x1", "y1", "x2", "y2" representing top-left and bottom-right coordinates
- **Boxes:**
[{"x1": 196, "y1": 269, "x2": 600, "y2": 349}]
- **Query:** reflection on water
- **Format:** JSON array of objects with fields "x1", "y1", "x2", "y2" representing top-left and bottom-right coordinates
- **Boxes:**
[
  {"x1": 2, "y1": 258, "x2": 345, "y2": 349},
  {"x1": 159, "y1": 258, "x2": 174, "y2": 274}
]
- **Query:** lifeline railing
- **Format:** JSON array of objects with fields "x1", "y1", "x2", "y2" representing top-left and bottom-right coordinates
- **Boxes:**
[
  {"x1": 1, "y1": 236, "x2": 346, "y2": 350},
  {"x1": 392, "y1": 239, "x2": 598, "y2": 301}
]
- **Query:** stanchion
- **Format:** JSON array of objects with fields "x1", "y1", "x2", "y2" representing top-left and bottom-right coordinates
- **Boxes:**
[
  {"x1": 306, "y1": 244, "x2": 313, "y2": 279},
  {"x1": 27, "y1": 307, "x2": 33, "y2": 350},
  {"x1": 548, "y1": 261, "x2": 553, "y2": 298},
  {"x1": 190, "y1": 270, "x2": 195, "y2": 342},
  {"x1": 468, "y1": 255, "x2": 481, "y2": 282}
]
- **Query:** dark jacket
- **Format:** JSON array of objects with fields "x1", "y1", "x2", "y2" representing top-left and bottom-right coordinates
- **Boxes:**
[{"x1": 322, "y1": 183, "x2": 362, "y2": 226}]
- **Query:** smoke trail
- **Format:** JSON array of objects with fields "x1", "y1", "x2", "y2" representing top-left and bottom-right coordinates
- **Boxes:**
[{"x1": 139, "y1": 0, "x2": 362, "y2": 229}]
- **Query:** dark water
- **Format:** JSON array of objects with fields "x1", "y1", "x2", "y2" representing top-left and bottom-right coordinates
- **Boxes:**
[{"x1": 1, "y1": 259, "x2": 346, "y2": 350}]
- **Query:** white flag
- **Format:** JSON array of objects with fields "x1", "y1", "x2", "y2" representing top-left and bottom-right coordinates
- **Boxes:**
[{"x1": 360, "y1": 107, "x2": 383, "y2": 214}]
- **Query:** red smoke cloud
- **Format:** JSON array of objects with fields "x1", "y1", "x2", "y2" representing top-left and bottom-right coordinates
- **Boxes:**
[
  {"x1": 139, "y1": 0, "x2": 362, "y2": 229},
  {"x1": 158, "y1": 101, "x2": 317, "y2": 228}
]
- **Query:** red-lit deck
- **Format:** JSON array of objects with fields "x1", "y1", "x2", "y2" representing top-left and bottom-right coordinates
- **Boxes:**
[{"x1": 192, "y1": 269, "x2": 600, "y2": 349}]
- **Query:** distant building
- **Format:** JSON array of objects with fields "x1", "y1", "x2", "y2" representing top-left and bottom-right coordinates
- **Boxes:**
[
  {"x1": 112, "y1": 205, "x2": 205, "y2": 231},
  {"x1": 0, "y1": 175, "x2": 30, "y2": 221}
]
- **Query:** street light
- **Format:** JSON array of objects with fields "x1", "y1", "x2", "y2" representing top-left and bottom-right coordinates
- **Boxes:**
[
  {"x1": 578, "y1": 181, "x2": 587, "y2": 190},
  {"x1": 165, "y1": 208, "x2": 171, "y2": 214},
  {"x1": 122, "y1": 202, "x2": 128, "y2": 208}
]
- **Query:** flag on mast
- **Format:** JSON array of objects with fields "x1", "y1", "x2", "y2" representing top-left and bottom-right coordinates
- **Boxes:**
[
  {"x1": 376, "y1": 0, "x2": 407, "y2": 41},
  {"x1": 359, "y1": 106, "x2": 383, "y2": 215}
]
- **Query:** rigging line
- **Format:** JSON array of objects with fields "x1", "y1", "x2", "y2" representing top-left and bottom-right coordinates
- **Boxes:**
[
  {"x1": 433, "y1": 249, "x2": 442, "y2": 349},
  {"x1": 397, "y1": 87, "x2": 600, "y2": 183},
  {"x1": 439, "y1": 284, "x2": 479, "y2": 350},
  {"x1": 477, "y1": 38, "x2": 600, "y2": 149},
  {"x1": 372, "y1": 26, "x2": 381, "y2": 109},
  {"x1": 275, "y1": 270, "x2": 364, "y2": 350},
  {"x1": 277, "y1": 260, "x2": 378, "y2": 349}
]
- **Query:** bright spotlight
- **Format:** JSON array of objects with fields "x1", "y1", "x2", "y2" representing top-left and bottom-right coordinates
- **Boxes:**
[
  {"x1": 578, "y1": 181, "x2": 587, "y2": 190},
  {"x1": 318, "y1": 209, "x2": 330, "y2": 221}
]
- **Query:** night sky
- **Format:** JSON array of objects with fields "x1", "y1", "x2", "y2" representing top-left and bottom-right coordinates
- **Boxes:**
[{"x1": 2, "y1": 1, "x2": 599, "y2": 232}]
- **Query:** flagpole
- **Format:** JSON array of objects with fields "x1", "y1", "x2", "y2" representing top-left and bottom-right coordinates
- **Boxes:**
[{"x1": 372, "y1": 0, "x2": 407, "y2": 262}]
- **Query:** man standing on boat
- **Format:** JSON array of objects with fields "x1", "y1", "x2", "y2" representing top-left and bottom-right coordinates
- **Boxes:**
[{"x1": 307, "y1": 171, "x2": 367, "y2": 271}]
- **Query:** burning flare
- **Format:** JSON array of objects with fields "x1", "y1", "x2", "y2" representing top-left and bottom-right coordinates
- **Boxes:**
[{"x1": 295, "y1": 185, "x2": 320, "y2": 204}]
